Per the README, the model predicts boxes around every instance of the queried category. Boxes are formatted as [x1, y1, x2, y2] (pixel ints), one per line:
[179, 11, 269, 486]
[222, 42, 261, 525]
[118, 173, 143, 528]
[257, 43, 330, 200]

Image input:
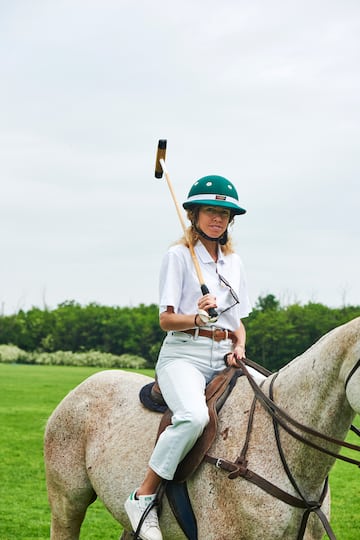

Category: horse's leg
[45, 437, 97, 540]
[47, 479, 96, 540]
[45, 396, 98, 539]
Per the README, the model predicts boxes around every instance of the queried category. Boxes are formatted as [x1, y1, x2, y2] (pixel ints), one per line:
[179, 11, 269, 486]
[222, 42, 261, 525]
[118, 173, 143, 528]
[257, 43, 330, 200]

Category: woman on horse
[125, 175, 262, 540]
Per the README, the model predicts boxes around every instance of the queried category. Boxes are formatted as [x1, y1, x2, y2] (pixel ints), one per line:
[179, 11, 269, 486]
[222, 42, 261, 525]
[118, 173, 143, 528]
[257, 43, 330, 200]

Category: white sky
[1, 0, 359, 314]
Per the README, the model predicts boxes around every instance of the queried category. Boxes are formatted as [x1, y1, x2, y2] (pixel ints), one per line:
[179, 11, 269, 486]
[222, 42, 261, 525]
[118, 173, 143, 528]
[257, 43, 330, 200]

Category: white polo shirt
[159, 241, 251, 331]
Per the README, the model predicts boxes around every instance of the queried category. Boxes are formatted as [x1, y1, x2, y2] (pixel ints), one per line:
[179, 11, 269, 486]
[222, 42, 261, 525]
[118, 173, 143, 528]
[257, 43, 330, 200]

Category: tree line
[0, 296, 359, 371]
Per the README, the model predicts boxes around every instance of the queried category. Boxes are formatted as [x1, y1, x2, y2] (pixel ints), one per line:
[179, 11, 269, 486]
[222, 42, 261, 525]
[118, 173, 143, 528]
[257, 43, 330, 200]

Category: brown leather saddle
[139, 365, 243, 482]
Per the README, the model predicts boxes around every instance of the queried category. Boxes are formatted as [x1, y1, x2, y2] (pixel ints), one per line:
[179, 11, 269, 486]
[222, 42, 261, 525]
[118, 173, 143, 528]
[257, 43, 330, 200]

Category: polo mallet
[155, 139, 218, 321]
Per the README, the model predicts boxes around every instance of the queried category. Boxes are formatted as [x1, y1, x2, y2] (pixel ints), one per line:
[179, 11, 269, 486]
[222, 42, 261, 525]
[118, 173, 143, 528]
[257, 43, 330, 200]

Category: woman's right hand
[197, 293, 217, 314]
[196, 294, 218, 325]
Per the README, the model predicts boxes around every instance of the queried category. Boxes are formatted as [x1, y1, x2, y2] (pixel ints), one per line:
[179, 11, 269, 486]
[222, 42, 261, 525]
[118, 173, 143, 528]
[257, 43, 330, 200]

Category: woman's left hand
[226, 344, 246, 367]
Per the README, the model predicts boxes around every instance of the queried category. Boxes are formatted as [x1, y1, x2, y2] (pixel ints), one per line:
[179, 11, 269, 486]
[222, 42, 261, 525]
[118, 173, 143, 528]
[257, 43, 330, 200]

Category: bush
[0, 346, 148, 369]
[0, 344, 28, 364]
[31, 350, 148, 369]
[1, 299, 359, 372]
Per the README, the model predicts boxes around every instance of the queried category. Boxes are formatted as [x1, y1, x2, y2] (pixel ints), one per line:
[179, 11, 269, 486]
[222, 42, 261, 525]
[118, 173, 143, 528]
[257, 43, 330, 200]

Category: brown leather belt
[185, 328, 237, 343]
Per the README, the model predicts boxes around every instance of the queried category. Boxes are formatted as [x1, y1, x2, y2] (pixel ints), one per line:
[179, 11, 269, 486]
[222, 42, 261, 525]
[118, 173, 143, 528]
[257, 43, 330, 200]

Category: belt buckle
[212, 328, 223, 341]
[212, 328, 228, 342]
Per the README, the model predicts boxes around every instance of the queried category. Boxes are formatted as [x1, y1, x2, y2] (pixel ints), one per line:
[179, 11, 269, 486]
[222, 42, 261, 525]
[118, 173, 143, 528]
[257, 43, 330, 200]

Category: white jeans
[149, 331, 264, 480]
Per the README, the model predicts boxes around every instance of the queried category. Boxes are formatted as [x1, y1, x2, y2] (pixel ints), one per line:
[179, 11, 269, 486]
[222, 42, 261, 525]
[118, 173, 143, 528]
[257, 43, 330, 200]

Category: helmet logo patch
[215, 195, 226, 200]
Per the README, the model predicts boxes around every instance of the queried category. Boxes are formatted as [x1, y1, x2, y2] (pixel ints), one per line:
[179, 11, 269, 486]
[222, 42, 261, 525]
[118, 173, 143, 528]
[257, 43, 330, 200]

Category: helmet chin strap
[194, 224, 228, 245]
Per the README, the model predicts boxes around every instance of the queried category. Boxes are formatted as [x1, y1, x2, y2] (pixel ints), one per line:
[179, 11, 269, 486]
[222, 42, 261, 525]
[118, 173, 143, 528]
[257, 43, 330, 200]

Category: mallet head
[155, 139, 167, 178]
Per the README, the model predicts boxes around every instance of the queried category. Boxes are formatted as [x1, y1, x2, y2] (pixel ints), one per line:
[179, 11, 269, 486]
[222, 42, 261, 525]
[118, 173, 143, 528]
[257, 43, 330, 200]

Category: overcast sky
[1, 0, 359, 315]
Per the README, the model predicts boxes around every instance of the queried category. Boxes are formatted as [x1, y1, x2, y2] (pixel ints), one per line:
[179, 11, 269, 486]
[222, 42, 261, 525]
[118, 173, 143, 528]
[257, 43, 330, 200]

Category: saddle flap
[155, 367, 242, 483]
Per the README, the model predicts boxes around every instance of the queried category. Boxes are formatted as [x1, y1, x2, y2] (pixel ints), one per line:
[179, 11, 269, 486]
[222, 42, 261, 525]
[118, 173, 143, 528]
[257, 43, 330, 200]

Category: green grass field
[0, 363, 359, 539]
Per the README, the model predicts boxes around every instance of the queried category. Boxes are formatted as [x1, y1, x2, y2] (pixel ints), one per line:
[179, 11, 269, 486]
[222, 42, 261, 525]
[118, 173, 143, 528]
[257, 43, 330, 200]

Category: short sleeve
[158, 249, 184, 314]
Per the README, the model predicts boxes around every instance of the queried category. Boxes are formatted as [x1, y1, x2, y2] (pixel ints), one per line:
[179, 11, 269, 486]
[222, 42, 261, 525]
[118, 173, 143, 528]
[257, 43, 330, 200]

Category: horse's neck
[261, 329, 357, 494]
[273, 348, 353, 439]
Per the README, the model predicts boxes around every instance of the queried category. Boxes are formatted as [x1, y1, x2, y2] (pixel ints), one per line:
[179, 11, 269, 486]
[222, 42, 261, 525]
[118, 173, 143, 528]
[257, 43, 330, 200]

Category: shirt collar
[194, 241, 225, 265]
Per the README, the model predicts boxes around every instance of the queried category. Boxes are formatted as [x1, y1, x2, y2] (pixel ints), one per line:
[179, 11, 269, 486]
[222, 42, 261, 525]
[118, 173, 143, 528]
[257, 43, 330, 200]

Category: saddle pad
[139, 367, 243, 415]
[139, 382, 167, 413]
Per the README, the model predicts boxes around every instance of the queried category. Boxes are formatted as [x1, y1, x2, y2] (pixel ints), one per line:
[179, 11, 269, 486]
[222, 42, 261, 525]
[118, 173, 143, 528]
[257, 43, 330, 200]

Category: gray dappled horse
[44, 317, 360, 539]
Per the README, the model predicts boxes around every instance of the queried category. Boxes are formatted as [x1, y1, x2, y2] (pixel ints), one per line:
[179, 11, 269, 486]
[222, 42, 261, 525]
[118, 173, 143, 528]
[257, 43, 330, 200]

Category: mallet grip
[200, 285, 218, 319]
[155, 139, 167, 178]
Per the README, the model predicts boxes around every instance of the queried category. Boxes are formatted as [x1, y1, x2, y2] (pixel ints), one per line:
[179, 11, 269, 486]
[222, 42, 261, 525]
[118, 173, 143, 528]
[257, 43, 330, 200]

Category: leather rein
[205, 357, 360, 540]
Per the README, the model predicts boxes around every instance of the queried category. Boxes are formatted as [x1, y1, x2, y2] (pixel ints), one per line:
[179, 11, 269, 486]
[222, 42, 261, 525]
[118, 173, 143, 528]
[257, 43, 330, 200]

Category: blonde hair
[176, 207, 235, 255]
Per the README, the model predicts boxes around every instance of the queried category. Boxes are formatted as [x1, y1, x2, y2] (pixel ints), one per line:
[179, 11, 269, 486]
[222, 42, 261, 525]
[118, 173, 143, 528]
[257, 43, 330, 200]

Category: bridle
[205, 357, 360, 540]
[345, 358, 360, 389]
[346, 357, 360, 437]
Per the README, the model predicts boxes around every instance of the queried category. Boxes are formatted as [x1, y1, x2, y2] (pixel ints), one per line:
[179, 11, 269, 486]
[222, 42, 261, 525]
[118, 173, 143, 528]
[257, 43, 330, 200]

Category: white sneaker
[124, 490, 163, 540]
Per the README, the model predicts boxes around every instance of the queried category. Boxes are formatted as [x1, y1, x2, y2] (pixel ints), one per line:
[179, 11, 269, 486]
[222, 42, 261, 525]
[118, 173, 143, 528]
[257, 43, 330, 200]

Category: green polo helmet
[182, 175, 246, 215]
